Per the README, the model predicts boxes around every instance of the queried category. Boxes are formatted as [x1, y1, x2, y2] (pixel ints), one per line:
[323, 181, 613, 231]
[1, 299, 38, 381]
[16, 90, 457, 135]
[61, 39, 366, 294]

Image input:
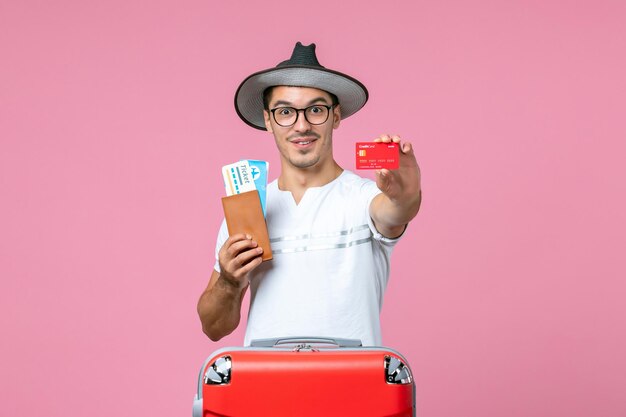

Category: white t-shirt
[214, 170, 401, 346]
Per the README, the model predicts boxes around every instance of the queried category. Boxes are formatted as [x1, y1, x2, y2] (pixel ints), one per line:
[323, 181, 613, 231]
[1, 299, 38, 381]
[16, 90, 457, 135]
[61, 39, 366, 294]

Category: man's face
[263, 86, 341, 170]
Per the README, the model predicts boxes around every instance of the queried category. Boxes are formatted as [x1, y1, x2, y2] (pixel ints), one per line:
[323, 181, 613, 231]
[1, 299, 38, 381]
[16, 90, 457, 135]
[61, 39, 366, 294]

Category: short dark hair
[262, 86, 339, 110]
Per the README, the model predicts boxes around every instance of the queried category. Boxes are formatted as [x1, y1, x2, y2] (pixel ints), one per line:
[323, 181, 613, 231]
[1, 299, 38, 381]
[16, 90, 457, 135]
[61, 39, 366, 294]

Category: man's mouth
[290, 137, 318, 146]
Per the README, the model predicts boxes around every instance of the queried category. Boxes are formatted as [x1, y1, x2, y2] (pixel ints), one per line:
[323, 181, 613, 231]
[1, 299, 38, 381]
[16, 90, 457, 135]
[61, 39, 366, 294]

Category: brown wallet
[221, 190, 273, 261]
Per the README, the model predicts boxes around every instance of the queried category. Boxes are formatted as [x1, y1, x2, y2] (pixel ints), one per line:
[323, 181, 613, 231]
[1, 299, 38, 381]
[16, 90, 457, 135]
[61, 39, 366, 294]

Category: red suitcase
[193, 337, 415, 417]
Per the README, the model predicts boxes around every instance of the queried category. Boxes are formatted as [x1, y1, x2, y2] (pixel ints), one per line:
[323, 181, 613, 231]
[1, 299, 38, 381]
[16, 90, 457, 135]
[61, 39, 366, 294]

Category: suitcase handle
[250, 336, 363, 348]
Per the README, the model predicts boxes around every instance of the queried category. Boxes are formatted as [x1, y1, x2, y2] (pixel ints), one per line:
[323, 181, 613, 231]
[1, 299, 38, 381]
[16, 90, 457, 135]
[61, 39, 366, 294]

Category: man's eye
[309, 106, 323, 113]
[278, 108, 293, 116]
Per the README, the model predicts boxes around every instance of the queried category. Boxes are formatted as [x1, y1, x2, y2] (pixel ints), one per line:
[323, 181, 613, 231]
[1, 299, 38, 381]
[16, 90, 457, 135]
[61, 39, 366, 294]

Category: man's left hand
[374, 134, 421, 205]
[368, 134, 422, 239]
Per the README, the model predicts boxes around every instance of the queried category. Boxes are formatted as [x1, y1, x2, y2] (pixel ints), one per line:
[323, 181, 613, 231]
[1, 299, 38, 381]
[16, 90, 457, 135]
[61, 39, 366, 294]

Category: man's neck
[278, 160, 343, 205]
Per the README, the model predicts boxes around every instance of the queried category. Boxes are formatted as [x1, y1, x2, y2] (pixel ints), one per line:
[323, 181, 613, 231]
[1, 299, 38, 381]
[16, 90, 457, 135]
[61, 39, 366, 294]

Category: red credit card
[355, 142, 400, 170]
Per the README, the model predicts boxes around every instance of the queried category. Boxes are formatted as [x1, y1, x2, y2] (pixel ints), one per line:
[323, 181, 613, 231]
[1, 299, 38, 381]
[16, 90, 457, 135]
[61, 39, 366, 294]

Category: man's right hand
[218, 233, 264, 289]
[198, 233, 263, 341]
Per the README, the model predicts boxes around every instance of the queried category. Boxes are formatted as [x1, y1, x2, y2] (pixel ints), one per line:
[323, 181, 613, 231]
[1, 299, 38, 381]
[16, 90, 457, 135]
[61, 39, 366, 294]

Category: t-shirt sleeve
[213, 219, 229, 273]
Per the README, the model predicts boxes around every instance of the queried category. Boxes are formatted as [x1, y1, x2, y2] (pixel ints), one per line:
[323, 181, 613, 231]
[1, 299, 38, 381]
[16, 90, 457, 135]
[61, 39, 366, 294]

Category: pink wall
[1, 1, 625, 416]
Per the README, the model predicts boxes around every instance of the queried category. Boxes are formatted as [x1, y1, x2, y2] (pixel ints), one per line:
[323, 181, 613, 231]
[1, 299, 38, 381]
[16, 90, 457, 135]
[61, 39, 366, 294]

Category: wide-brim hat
[234, 42, 369, 130]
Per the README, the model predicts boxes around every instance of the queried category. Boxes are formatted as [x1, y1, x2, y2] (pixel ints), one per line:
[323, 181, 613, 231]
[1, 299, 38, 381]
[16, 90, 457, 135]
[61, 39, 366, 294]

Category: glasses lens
[304, 105, 329, 125]
[274, 107, 297, 126]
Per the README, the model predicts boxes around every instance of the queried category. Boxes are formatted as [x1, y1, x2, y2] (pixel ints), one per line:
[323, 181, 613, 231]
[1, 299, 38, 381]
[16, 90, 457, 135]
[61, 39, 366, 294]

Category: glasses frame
[269, 104, 335, 127]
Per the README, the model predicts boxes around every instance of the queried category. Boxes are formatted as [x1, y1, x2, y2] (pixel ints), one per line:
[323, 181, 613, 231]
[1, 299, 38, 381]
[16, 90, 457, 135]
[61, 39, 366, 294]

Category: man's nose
[293, 109, 312, 131]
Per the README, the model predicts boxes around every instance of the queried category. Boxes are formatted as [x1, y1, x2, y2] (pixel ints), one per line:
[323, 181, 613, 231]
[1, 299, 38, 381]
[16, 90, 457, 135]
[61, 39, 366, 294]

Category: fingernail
[246, 234, 252, 239]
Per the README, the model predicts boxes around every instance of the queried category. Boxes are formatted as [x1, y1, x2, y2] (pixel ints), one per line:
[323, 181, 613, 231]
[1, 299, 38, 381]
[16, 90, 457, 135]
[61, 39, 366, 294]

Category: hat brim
[234, 66, 368, 130]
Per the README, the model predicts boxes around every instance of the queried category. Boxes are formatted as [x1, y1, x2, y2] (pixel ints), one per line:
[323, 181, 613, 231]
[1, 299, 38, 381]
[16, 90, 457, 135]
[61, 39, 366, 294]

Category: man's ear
[332, 104, 341, 129]
[263, 110, 273, 133]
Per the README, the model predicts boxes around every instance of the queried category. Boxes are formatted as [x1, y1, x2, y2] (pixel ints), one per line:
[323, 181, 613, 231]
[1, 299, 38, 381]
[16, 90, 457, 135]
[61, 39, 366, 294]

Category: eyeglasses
[269, 104, 334, 127]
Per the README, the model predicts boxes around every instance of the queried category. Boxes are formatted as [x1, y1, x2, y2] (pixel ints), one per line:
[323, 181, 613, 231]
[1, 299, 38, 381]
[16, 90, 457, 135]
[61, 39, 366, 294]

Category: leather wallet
[221, 190, 273, 261]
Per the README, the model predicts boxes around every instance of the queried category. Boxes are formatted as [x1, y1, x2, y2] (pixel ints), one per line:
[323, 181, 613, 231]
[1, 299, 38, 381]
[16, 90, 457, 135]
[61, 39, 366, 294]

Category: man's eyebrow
[271, 97, 331, 107]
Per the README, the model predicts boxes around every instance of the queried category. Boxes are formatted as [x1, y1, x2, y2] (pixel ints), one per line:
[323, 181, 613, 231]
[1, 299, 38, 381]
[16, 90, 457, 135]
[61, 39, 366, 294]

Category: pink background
[1, 1, 625, 416]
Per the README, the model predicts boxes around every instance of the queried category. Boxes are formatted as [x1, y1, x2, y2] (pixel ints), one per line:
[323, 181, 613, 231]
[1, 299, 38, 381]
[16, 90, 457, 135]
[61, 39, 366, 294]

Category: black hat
[234, 42, 369, 130]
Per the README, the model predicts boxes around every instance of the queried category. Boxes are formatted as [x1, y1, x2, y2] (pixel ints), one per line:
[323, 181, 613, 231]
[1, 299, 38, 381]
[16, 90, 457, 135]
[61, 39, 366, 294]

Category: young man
[197, 42, 422, 346]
